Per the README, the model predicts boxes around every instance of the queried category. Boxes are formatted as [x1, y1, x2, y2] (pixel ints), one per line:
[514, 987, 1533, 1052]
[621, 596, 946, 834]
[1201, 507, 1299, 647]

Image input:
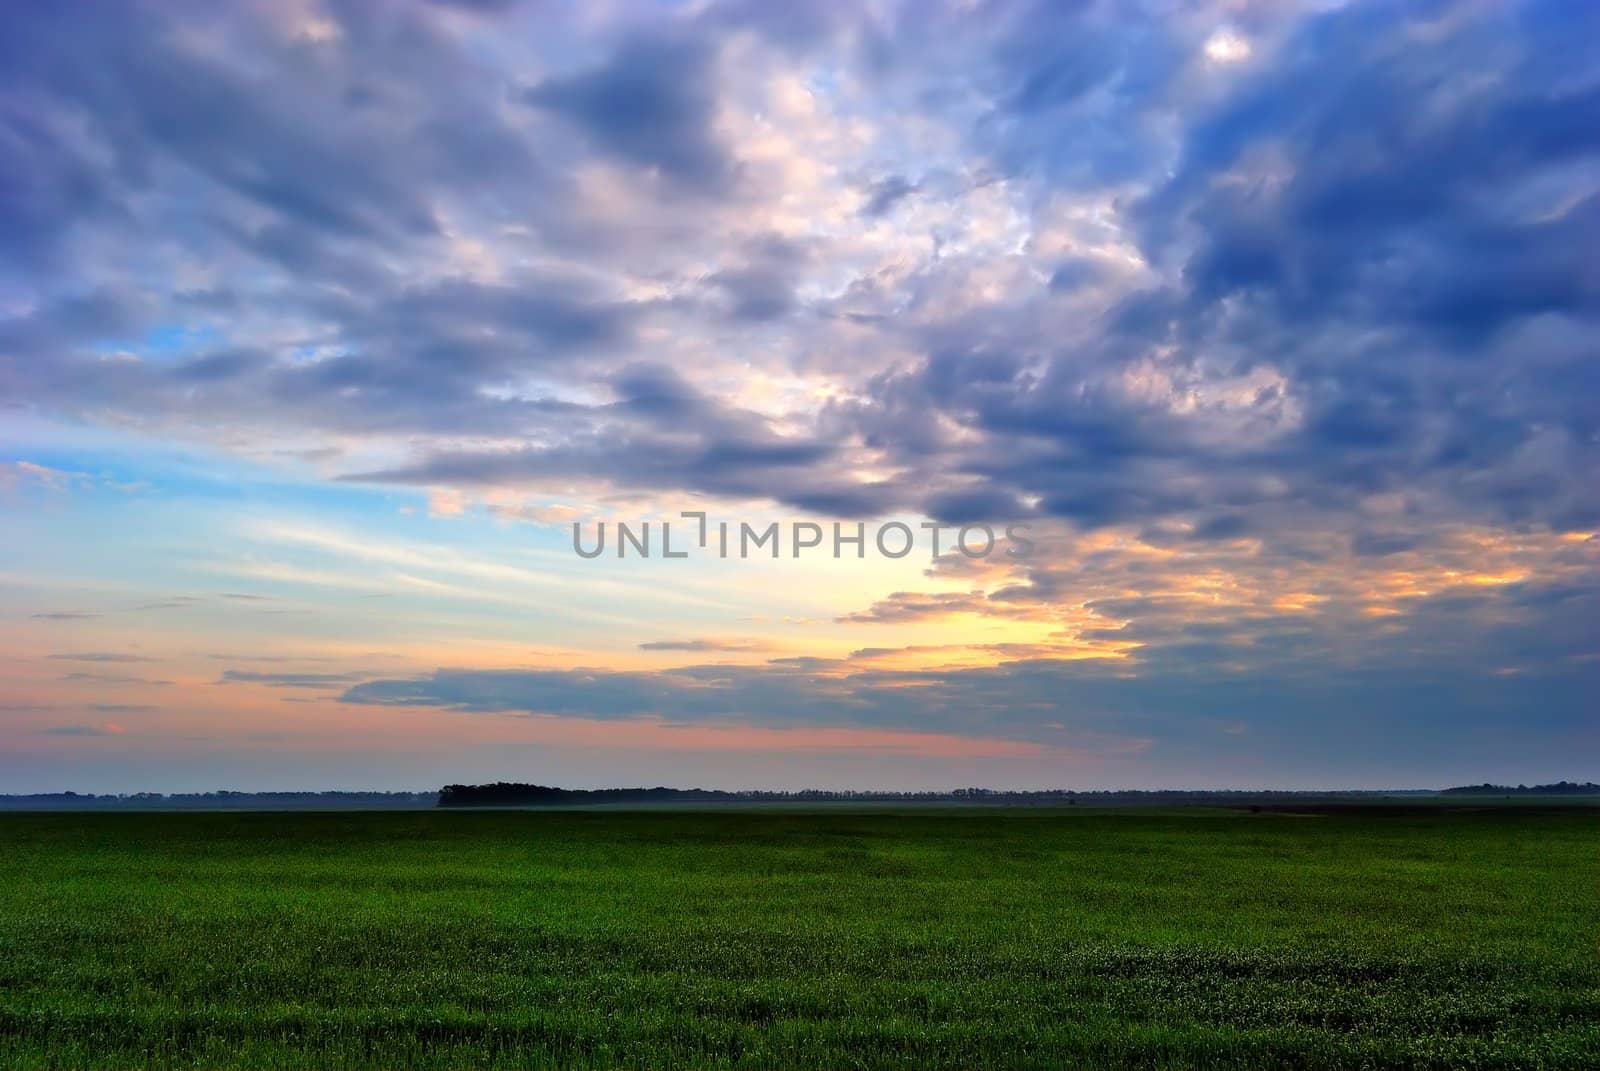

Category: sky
[1, 0, 1597, 793]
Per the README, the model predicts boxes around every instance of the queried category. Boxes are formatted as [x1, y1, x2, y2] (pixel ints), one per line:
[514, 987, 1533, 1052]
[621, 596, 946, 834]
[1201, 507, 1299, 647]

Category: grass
[1, 808, 1597, 1069]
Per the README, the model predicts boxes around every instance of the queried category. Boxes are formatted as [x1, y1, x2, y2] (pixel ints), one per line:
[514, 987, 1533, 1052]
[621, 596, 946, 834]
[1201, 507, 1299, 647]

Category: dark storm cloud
[707, 237, 811, 322]
[342, 361, 905, 512]
[427, 0, 522, 12]
[0, 0, 623, 445]
[860, 176, 917, 218]
[521, 36, 734, 191]
[0, 3, 446, 268]
[810, 0, 1600, 549]
[1140, 4, 1600, 343]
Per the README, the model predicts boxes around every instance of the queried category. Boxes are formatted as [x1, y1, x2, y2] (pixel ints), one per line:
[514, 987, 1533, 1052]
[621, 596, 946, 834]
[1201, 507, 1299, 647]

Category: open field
[2, 808, 1597, 1069]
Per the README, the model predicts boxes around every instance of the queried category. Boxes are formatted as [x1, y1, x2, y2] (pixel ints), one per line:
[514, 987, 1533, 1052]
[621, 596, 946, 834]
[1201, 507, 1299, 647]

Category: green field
[2, 809, 1597, 1069]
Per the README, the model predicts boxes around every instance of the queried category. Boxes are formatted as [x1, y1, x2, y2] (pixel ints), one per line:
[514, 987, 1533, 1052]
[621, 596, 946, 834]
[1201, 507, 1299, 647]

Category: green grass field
[2, 808, 1597, 1069]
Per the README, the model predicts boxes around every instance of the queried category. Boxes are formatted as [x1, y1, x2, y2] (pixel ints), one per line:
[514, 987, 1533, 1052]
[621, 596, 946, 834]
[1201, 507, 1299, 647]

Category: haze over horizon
[3, 0, 1597, 794]
[8, 781, 1598, 801]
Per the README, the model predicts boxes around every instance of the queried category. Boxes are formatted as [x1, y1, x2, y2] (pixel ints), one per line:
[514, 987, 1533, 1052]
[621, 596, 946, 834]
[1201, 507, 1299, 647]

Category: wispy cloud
[40, 723, 127, 737]
[638, 638, 766, 652]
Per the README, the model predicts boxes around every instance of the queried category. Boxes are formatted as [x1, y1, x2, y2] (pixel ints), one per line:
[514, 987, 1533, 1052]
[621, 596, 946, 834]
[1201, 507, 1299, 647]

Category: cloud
[219, 670, 368, 690]
[638, 639, 764, 652]
[338, 627, 1596, 767]
[1, 460, 90, 492]
[59, 672, 172, 686]
[336, 657, 1155, 749]
[40, 723, 126, 737]
[522, 35, 734, 191]
[838, 591, 994, 624]
[11, 1, 1587, 542]
[342, 362, 878, 513]
[860, 175, 917, 218]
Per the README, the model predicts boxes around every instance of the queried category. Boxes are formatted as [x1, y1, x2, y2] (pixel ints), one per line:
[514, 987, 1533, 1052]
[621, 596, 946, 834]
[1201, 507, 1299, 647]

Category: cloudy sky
[2, 0, 1596, 792]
